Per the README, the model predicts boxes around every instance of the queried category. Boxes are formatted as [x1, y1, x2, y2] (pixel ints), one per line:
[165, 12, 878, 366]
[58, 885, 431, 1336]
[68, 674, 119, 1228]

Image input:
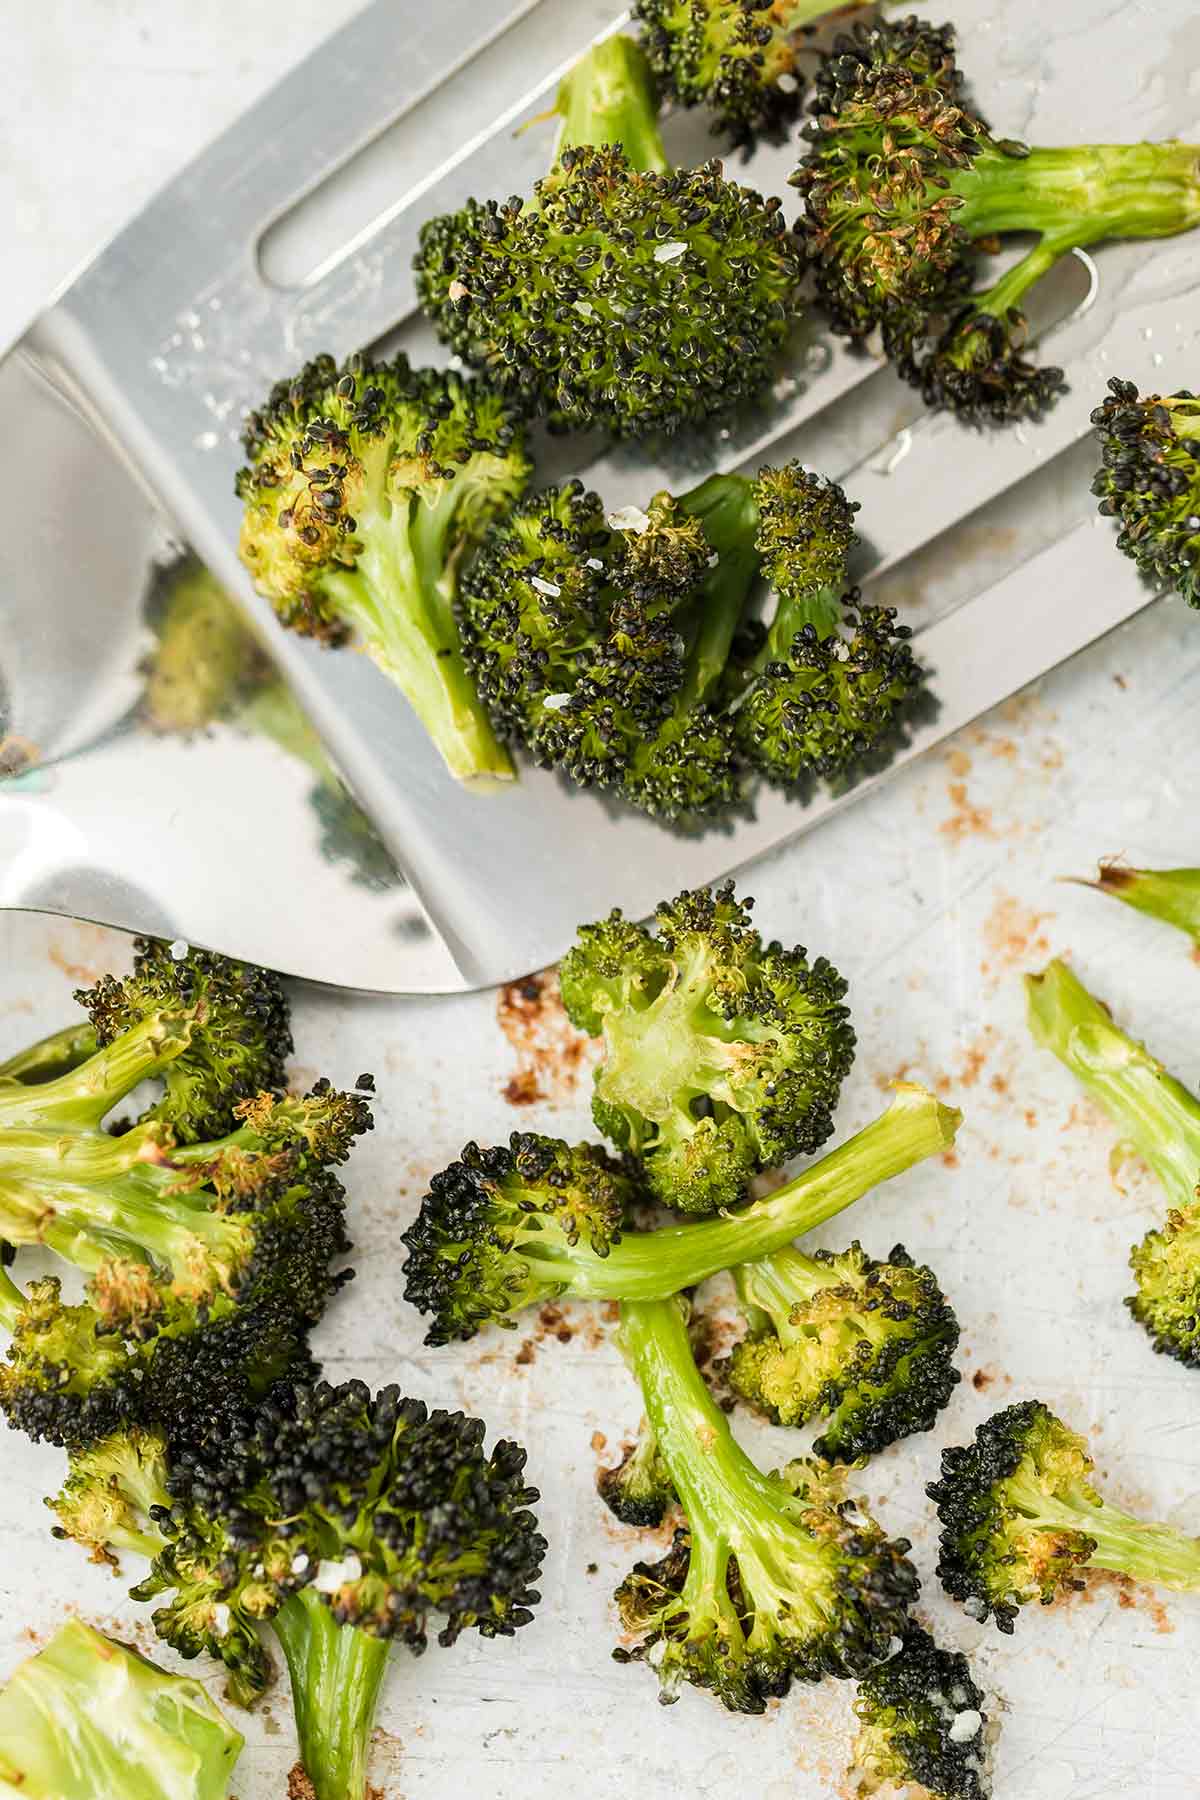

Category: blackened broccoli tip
[1026, 956, 1200, 1367]
[851, 1623, 993, 1800]
[597, 1417, 676, 1527]
[1091, 378, 1200, 604]
[0, 1268, 143, 1450]
[612, 1297, 918, 1711]
[235, 350, 529, 783]
[1072, 859, 1200, 947]
[0, 1618, 244, 1800]
[559, 881, 855, 1213]
[725, 1240, 961, 1460]
[50, 1382, 545, 1800]
[414, 31, 804, 439]
[793, 18, 1200, 423]
[80, 935, 293, 1143]
[633, 0, 844, 152]
[929, 1400, 1200, 1632]
[403, 1085, 960, 1351]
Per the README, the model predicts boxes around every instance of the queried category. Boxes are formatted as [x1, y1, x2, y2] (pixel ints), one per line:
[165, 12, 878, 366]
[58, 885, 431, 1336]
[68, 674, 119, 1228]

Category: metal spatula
[1, 0, 1196, 993]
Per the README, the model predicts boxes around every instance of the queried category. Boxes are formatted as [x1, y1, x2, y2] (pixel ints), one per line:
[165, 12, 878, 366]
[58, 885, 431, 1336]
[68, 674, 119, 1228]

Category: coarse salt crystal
[776, 71, 799, 94]
[607, 505, 652, 534]
[531, 576, 562, 598]
[314, 1553, 363, 1593]
[169, 939, 189, 961]
[949, 1710, 983, 1744]
[586, 557, 604, 571]
[542, 693, 571, 711]
[654, 241, 687, 264]
[212, 1604, 231, 1637]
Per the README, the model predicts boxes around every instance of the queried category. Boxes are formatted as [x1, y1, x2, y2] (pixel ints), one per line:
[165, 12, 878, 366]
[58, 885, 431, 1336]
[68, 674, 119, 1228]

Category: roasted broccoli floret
[725, 1240, 960, 1460]
[402, 1084, 960, 1343]
[415, 33, 803, 438]
[612, 1296, 918, 1710]
[1027, 957, 1200, 1367]
[559, 883, 854, 1212]
[850, 1622, 993, 1800]
[236, 352, 530, 782]
[0, 1264, 142, 1449]
[633, 0, 858, 152]
[51, 1382, 545, 1800]
[793, 18, 1200, 422]
[1073, 859, 1200, 948]
[1091, 379, 1200, 605]
[0, 1619, 243, 1800]
[930, 1400, 1200, 1631]
[597, 1414, 676, 1527]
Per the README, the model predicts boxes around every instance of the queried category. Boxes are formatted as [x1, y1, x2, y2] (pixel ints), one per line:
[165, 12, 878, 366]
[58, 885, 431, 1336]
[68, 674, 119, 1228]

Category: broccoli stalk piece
[725, 1239, 961, 1460]
[1074, 860, 1200, 947]
[1026, 957, 1200, 1366]
[236, 352, 530, 783]
[793, 18, 1200, 423]
[597, 1413, 676, 1527]
[1091, 379, 1200, 604]
[0, 1619, 243, 1800]
[415, 33, 803, 438]
[560, 883, 855, 1212]
[51, 1382, 545, 1800]
[929, 1400, 1200, 1632]
[612, 1295, 919, 1710]
[633, 0, 861, 151]
[850, 1623, 993, 1800]
[0, 1020, 98, 1086]
[401, 1083, 960, 1344]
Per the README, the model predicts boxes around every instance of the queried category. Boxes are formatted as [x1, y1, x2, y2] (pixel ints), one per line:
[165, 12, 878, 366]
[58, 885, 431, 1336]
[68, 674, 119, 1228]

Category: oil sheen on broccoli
[415, 33, 803, 437]
[559, 883, 854, 1212]
[1091, 379, 1200, 605]
[611, 1296, 918, 1711]
[850, 1622, 993, 1800]
[50, 1381, 545, 1800]
[401, 1084, 960, 1343]
[930, 1400, 1200, 1631]
[725, 1239, 960, 1460]
[0, 1619, 243, 1800]
[793, 18, 1200, 422]
[236, 351, 530, 782]
[1027, 957, 1200, 1368]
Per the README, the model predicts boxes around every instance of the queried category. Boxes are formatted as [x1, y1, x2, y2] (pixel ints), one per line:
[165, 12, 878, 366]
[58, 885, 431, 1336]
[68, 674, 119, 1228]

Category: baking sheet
[4, 591, 1200, 1798]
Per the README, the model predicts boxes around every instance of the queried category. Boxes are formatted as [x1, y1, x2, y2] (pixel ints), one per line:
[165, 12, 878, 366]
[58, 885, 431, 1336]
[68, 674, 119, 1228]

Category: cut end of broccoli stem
[1069, 862, 1200, 947]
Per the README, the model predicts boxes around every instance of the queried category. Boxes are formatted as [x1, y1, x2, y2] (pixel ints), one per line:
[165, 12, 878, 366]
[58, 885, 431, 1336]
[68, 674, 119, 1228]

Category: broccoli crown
[400, 1134, 636, 1345]
[559, 882, 854, 1214]
[81, 936, 292, 1142]
[1091, 379, 1200, 606]
[236, 350, 528, 783]
[0, 1271, 144, 1451]
[633, 0, 827, 152]
[597, 1417, 676, 1528]
[614, 1298, 918, 1711]
[415, 34, 803, 439]
[851, 1622, 992, 1800]
[726, 1241, 960, 1461]
[1128, 1203, 1200, 1367]
[0, 1618, 244, 1800]
[794, 19, 1200, 422]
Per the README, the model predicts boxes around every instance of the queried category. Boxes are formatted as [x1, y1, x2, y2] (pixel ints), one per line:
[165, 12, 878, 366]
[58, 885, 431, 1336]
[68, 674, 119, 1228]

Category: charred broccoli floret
[559, 883, 855, 1212]
[725, 1240, 960, 1460]
[0, 1265, 142, 1450]
[402, 1085, 960, 1343]
[850, 1622, 993, 1800]
[793, 18, 1200, 422]
[1074, 860, 1200, 948]
[633, 0, 857, 152]
[415, 33, 803, 438]
[597, 1414, 676, 1528]
[612, 1296, 918, 1710]
[236, 352, 530, 782]
[0, 1618, 244, 1800]
[50, 1382, 545, 1800]
[929, 1400, 1200, 1631]
[1027, 957, 1200, 1367]
[1091, 379, 1200, 605]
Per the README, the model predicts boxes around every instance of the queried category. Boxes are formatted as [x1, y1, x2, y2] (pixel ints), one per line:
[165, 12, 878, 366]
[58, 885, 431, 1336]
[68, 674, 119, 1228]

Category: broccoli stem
[1005, 1465, 1200, 1593]
[272, 1590, 391, 1800]
[559, 1085, 959, 1299]
[554, 34, 670, 175]
[0, 1260, 25, 1333]
[953, 141, 1200, 246]
[0, 1016, 190, 1132]
[677, 474, 762, 703]
[1078, 864, 1200, 947]
[733, 1246, 831, 1342]
[1026, 959, 1200, 1211]
[0, 1022, 99, 1087]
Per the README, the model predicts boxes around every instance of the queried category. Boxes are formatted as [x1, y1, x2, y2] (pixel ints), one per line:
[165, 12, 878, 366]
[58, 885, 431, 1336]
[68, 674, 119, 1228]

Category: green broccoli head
[1091, 379, 1200, 606]
[236, 351, 529, 782]
[415, 35, 804, 439]
[1128, 1204, 1200, 1367]
[597, 1416, 676, 1528]
[80, 936, 292, 1143]
[726, 1241, 961, 1460]
[401, 1133, 637, 1345]
[560, 882, 854, 1213]
[851, 1623, 993, 1800]
[0, 1270, 143, 1451]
